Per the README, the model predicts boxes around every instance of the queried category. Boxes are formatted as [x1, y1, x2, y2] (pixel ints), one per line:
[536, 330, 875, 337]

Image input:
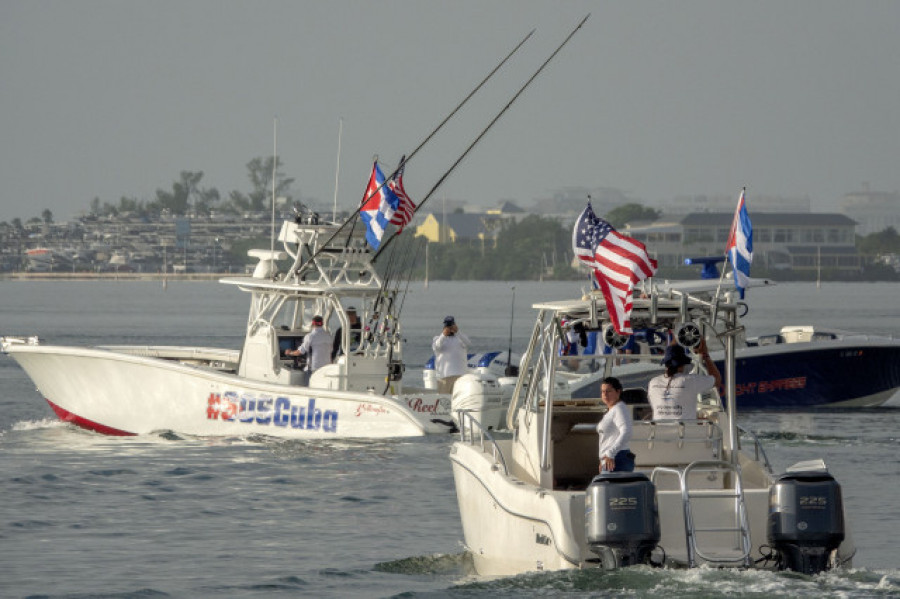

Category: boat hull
[451, 439, 854, 575]
[450, 441, 586, 575]
[6, 344, 451, 438]
[571, 339, 900, 409]
[721, 341, 900, 409]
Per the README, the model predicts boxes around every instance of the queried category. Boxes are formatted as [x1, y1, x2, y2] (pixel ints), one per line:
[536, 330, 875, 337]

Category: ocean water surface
[1, 280, 898, 598]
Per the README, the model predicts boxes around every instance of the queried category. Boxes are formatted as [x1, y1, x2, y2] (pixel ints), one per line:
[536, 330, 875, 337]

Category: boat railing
[736, 425, 773, 474]
[456, 409, 508, 475]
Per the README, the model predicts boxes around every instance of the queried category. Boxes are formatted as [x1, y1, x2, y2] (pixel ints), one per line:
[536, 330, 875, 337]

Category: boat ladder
[653, 460, 752, 567]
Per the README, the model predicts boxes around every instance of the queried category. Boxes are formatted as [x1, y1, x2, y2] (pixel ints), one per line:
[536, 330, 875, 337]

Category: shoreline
[0, 272, 228, 281]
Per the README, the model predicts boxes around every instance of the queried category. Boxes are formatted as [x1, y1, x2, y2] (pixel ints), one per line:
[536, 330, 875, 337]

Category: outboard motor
[768, 469, 845, 574]
[585, 472, 660, 569]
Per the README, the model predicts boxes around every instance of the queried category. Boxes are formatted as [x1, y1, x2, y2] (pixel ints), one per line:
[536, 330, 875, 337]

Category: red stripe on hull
[46, 399, 136, 436]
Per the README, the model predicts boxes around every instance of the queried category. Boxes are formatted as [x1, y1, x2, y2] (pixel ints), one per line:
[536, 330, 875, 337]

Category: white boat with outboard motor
[1, 217, 454, 438]
[449, 285, 855, 576]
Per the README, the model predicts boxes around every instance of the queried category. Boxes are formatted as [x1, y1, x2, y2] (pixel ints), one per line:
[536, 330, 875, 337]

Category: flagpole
[373, 14, 591, 262]
[294, 27, 538, 272]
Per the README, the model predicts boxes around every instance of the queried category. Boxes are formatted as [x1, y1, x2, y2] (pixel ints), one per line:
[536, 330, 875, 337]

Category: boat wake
[374, 551, 475, 576]
[9, 417, 68, 432]
[444, 565, 899, 598]
[753, 430, 866, 446]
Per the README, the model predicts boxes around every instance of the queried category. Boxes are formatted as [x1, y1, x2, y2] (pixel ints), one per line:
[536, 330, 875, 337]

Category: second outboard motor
[768, 470, 845, 574]
[585, 472, 660, 569]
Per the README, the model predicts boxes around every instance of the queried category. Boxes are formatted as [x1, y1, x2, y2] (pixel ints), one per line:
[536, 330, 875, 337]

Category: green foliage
[419, 215, 579, 281]
[857, 227, 900, 255]
[604, 203, 660, 228]
[229, 156, 294, 212]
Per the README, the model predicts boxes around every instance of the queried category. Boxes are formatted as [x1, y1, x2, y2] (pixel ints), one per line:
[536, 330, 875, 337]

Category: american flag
[572, 202, 658, 334]
[387, 157, 416, 233]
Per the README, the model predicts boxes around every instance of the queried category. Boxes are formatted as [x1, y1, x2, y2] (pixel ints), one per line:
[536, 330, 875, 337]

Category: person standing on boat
[648, 339, 721, 421]
[597, 376, 634, 472]
[331, 306, 362, 360]
[432, 315, 470, 394]
[287, 315, 333, 376]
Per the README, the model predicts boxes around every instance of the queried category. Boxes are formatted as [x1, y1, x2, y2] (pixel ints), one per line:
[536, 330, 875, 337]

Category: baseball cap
[443, 315, 456, 326]
[312, 315, 324, 325]
[661, 344, 691, 368]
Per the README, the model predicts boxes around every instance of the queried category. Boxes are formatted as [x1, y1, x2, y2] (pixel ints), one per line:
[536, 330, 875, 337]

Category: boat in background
[450, 284, 855, 576]
[2, 216, 454, 439]
[567, 275, 900, 409]
[446, 272, 900, 411]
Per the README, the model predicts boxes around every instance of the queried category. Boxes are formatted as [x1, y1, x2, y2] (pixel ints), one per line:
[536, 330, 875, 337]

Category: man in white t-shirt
[648, 339, 721, 420]
[431, 315, 471, 394]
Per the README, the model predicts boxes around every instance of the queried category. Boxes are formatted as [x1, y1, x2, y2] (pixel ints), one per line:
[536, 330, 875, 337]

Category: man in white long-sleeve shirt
[287, 315, 333, 376]
[431, 315, 471, 394]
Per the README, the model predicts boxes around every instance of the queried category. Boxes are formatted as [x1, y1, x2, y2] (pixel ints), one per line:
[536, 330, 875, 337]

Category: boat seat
[631, 420, 723, 467]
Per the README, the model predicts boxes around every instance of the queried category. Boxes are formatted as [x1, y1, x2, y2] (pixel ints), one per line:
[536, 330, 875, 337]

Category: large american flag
[572, 202, 658, 334]
[387, 157, 416, 233]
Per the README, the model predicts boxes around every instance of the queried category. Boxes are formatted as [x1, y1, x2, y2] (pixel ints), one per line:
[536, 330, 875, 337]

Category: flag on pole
[572, 202, 658, 334]
[359, 162, 400, 250]
[387, 157, 416, 233]
[725, 188, 753, 299]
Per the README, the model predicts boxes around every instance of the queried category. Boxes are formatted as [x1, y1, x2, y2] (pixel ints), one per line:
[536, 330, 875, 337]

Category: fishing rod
[372, 13, 591, 263]
[505, 286, 518, 376]
[380, 238, 421, 395]
[296, 28, 537, 273]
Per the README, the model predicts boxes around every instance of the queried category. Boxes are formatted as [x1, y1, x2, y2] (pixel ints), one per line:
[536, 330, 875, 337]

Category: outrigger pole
[372, 13, 591, 262]
[295, 27, 536, 274]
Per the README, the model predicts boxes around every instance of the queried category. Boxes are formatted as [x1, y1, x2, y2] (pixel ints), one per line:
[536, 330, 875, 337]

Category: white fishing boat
[449, 285, 855, 575]
[2, 217, 454, 438]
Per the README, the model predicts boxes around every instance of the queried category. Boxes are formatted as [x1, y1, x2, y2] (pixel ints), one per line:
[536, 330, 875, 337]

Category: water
[1, 280, 899, 598]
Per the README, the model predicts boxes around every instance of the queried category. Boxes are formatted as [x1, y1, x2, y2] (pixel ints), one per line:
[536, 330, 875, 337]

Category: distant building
[626, 212, 861, 274]
[414, 212, 503, 245]
[658, 194, 811, 216]
[840, 189, 900, 235]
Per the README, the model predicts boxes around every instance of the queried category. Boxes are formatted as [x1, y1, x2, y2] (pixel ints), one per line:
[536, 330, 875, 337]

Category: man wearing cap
[431, 315, 471, 394]
[331, 306, 362, 360]
[647, 337, 722, 420]
[287, 315, 334, 377]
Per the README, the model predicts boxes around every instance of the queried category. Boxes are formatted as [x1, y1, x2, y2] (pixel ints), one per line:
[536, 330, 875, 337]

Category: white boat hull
[451, 440, 586, 574]
[7, 344, 451, 438]
[451, 431, 855, 575]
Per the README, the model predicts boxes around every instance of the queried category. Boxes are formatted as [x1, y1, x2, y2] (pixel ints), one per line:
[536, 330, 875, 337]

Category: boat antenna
[295, 27, 536, 273]
[332, 117, 343, 222]
[373, 13, 591, 262]
[270, 117, 278, 263]
[505, 286, 518, 376]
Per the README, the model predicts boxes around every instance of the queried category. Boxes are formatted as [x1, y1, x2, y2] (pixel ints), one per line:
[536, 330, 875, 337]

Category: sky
[2, 1, 899, 224]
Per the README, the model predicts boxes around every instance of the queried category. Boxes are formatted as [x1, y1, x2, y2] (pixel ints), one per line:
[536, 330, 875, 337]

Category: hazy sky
[2, 1, 899, 224]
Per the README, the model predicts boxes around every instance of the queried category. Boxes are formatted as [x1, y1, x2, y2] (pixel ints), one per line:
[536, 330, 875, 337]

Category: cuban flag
[359, 162, 400, 250]
[726, 188, 753, 299]
[573, 202, 658, 334]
